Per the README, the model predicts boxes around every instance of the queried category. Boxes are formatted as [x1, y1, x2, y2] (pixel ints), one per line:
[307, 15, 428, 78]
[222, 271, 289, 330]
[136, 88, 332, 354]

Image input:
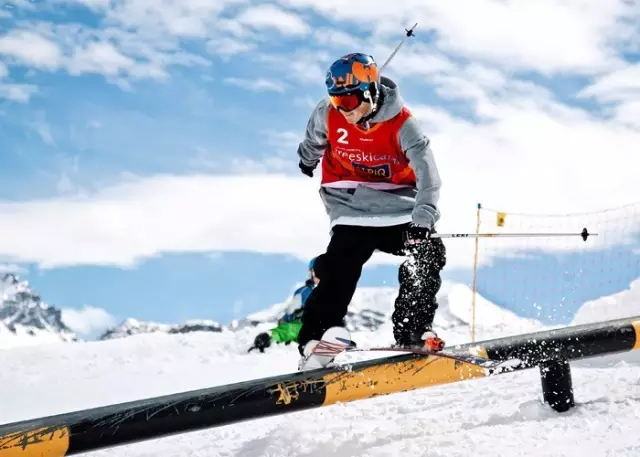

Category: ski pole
[379, 22, 418, 72]
[430, 227, 596, 242]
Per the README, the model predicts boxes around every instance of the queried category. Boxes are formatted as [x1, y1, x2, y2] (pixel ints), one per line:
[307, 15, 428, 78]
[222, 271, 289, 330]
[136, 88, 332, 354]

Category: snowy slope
[0, 283, 639, 456]
[0, 306, 639, 457]
[571, 278, 640, 326]
[0, 273, 76, 347]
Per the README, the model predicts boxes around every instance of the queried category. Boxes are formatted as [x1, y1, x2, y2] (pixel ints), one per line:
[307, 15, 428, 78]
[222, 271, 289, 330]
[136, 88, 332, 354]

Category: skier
[247, 254, 326, 353]
[296, 52, 447, 370]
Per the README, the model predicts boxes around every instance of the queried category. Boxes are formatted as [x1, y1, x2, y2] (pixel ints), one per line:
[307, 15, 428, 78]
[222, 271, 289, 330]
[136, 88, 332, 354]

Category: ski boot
[423, 330, 445, 351]
[298, 326, 354, 371]
[394, 329, 445, 352]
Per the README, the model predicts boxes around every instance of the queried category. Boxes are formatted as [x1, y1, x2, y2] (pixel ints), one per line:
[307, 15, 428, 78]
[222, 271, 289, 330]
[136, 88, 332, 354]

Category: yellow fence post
[471, 203, 481, 342]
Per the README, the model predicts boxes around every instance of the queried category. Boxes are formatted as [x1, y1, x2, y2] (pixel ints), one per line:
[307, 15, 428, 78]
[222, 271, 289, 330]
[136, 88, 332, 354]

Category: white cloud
[0, 21, 211, 92]
[258, 50, 330, 85]
[414, 0, 633, 74]
[0, 83, 37, 102]
[63, 0, 110, 10]
[214, 17, 264, 40]
[578, 63, 640, 128]
[313, 28, 362, 48]
[580, 64, 640, 101]
[277, 0, 410, 28]
[234, 4, 310, 36]
[0, 149, 637, 274]
[67, 41, 139, 77]
[6, 0, 636, 99]
[61, 305, 118, 338]
[207, 37, 256, 57]
[4, 0, 35, 10]
[0, 61, 7, 78]
[292, 94, 319, 110]
[27, 115, 54, 145]
[611, 101, 640, 129]
[262, 129, 302, 150]
[280, 0, 638, 74]
[0, 263, 27, 275]
[65, 0, 246, 38]
[227, 157, 290, 173]
[0, 173, 331, 269]
[0, 30, 62, 69]
[368, 41, 456, 81]
[223, 77, 286, 92]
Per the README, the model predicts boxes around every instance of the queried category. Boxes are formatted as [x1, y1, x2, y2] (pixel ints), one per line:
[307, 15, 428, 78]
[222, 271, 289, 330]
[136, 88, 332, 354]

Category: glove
[247, 332, 272, 353]
[299, 160, 317, 177]
[403, 223, 434, 247]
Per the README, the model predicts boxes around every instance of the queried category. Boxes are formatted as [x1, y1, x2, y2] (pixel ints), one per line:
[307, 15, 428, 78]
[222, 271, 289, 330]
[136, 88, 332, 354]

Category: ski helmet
[308, 254, 326, 280]
[325, 53, 380, 112]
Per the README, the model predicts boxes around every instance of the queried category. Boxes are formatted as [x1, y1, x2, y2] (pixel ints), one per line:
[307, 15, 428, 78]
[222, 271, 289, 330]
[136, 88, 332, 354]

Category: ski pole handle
[380, 23, 418, 72]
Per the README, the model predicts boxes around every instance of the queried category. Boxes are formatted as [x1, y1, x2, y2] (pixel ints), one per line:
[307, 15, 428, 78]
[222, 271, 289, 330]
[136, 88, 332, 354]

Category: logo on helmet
[328, 71, 357, 90]
[352, 61, 379, 85]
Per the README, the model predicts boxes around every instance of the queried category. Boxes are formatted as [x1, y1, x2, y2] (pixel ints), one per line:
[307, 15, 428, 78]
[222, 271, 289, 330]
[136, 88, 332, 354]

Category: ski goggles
[329, 91, 365, 112]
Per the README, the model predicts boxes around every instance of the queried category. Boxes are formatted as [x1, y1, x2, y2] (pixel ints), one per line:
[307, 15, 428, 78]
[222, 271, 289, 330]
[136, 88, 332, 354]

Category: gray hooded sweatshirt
[297, 76, 442, 230]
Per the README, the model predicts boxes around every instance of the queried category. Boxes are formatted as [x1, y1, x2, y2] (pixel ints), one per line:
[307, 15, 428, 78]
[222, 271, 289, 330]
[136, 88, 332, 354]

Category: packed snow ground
[2, 281, 640, 456]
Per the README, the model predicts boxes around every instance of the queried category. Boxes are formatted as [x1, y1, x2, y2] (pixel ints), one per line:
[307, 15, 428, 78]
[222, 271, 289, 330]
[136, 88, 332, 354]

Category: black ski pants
[297, 223, 446, 352]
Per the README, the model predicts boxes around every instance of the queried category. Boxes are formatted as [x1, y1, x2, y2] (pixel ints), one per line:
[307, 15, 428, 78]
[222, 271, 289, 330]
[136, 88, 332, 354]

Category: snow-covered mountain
[8, 267, 632, 350]
[0, 273, 77, 347]
[99, 280, 545, 346]
[227, 284, 394, 333]
[223, 280, 547, 353]
[99, 318, 222, 340]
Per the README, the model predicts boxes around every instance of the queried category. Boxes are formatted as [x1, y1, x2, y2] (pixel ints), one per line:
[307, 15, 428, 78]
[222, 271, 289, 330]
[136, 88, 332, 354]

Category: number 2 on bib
[337, 128, 348, 144]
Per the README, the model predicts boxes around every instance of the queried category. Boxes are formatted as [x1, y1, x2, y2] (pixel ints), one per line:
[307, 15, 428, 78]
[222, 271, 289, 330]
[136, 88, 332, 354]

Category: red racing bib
[321, 105, 416, 188]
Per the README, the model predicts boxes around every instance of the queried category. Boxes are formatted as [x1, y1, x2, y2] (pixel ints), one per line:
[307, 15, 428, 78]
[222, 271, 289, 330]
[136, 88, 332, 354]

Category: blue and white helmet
[324, 53, 381, 113]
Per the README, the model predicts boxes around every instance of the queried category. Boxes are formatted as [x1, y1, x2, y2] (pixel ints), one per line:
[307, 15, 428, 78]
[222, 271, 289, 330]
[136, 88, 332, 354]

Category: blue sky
[1, 0, 640, 339]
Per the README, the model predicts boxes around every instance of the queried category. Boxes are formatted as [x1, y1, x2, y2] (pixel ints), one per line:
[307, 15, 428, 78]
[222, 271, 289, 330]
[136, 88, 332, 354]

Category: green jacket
[248, 281, 315, 352]
[268, 281, 313, 343]
[270, 320, 302, 343]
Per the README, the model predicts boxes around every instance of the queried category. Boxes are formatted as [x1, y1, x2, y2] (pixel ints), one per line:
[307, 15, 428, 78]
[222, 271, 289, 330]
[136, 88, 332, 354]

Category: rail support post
[539, 359, 574, 412]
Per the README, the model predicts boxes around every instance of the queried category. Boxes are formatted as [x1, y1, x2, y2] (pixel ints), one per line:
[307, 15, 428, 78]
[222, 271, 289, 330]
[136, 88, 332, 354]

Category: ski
[344, 345, 507, 369]
[299, 327, 514, 372]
